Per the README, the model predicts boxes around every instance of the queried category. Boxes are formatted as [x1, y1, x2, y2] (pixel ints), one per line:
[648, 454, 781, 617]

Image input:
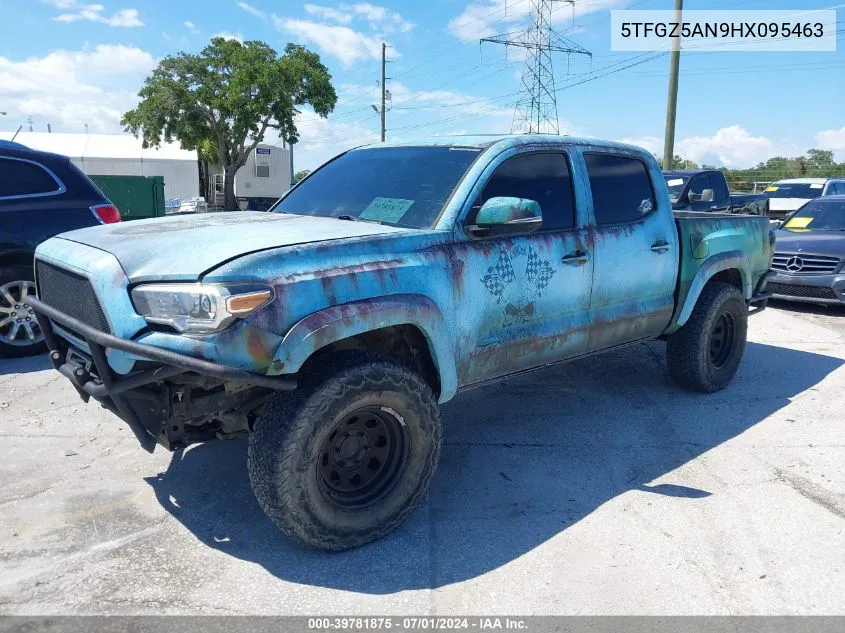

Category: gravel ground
[0, 302, 843, 615]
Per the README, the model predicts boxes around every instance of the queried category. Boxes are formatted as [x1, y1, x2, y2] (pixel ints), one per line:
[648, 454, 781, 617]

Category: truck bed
[669, 211, 773, 331]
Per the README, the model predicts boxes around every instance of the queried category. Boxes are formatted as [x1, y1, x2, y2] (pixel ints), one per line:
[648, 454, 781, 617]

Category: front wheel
[666, 282, 748, 393]
[247, 354, 442, 551]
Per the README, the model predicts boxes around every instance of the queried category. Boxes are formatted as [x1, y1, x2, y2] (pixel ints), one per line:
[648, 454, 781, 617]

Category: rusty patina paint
[34, 134, 771, 401]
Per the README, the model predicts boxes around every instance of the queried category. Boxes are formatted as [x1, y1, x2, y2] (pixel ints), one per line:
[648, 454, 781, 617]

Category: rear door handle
[651, 241, 671, 254]
[561, 250, 591, 265]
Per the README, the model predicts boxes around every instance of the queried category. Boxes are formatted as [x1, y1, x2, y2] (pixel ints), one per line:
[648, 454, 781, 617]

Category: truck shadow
[145, 340, 842, 593]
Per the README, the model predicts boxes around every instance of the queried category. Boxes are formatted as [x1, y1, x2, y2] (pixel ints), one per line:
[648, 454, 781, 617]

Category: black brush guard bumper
[29, 297, 296, 452]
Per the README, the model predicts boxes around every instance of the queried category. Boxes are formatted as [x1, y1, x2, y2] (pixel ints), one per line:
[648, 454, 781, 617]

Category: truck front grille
[772, 253, 840, 275]
[768, 282, 838, 301]
[35, 260, 111, 333]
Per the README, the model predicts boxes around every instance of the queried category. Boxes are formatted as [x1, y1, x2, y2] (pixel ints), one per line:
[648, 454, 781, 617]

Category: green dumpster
[89, 175, 166, 221]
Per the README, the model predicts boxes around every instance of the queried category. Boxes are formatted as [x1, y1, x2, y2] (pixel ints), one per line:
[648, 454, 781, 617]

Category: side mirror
[700, 189, 715, 203]
[468, 196, 543, 238]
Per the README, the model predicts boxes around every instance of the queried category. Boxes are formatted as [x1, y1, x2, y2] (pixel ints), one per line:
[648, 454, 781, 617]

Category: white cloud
[184, 20, 199, 34]
[623, 126, 810, 168]
[621, 135, 663, 156]
[448, 0, 623, 41]
[0, 44, 155, 133]
[292, 109, 380, 170]
[274, 17, 386, 67]
[303, 3, 354, 24]
[46, 1, 144, 27]
[236, 1, 266, 19]
[302, 3, 414, 32]
[213, 32, 244, 42]
[817, 127, 845, 161]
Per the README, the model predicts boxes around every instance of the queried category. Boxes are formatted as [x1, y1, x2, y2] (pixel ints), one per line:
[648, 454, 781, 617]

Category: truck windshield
[272, 146, 482, 228]
[764, 183, 824, 199]
[663, 174, 689, 202]
[782, 199, 845, 231]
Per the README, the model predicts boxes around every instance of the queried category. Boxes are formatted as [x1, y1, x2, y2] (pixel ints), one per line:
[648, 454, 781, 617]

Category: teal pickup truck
[30, 135, 774, 550]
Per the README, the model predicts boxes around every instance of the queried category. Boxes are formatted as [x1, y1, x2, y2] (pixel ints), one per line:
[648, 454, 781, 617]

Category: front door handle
[651, 241, 671, 254]
[561, 250, 591, 265]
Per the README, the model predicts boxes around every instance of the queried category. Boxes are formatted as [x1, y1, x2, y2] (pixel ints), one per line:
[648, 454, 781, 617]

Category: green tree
[806, 149, 835, 170]
[293, 169, 311, 183]
[658, 155, 698, 170]
[122, 37, 336, 210]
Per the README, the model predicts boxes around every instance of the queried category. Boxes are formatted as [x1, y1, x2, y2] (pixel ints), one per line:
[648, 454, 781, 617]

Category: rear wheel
[667, 282, 747, 393]
[0, 265, 46, 358]
[247, 353, 442, 551]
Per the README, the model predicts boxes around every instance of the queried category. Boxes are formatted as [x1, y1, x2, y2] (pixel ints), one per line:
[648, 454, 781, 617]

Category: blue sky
[0, 0, 843, 170]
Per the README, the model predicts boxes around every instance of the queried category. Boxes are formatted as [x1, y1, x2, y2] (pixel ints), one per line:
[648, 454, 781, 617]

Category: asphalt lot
[1, 302, 843, 615]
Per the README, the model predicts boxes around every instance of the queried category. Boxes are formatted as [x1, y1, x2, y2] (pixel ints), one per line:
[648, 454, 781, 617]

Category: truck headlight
[131, 283, 274, 334]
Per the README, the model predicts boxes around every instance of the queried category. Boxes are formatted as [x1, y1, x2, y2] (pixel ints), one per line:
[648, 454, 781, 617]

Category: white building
[0, 132, 200, 201]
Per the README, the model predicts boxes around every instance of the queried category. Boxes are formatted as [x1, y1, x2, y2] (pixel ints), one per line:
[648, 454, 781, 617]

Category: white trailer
[0, 132, 200, 202]
[213, 142, 292, 210]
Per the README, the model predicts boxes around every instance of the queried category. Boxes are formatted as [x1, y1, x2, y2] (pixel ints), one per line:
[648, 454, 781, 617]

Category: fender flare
[269, 294, 458, 403]
[668, 250, 751, 334]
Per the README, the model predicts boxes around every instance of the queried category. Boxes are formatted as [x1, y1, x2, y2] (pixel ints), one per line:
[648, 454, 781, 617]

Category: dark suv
[0, 140, 121, 358]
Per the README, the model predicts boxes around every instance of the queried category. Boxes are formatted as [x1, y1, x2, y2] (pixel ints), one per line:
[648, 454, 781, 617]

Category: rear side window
[711, 173, 729, 202]
[689, 174, 713, 198]
[474, 152, 575, 230]
[584, 153, 656, 225]
[0, 158, 62, 198]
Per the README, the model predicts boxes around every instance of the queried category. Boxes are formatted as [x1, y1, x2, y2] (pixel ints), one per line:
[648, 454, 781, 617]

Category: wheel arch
[668, 250, 751, 334]
[270, 294, 458, 402]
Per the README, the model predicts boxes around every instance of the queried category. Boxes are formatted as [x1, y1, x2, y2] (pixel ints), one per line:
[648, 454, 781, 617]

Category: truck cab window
[0, 158, 61, 198]
[584, 153, 655, 224]
[688, 174, 713, 202]
[473, 152, 575, 231]
[712, 173, 729, 205]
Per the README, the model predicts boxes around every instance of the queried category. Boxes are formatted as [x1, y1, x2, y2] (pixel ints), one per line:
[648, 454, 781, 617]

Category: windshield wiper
[336, 214, 384, 225]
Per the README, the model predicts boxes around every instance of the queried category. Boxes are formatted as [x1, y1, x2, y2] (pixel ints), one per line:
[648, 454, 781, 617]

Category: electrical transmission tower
[481, 0, 591, 134]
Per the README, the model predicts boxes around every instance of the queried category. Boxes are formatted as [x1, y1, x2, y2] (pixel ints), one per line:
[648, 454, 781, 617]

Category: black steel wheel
[248, 352, 442, 551]
[667, 282, 748, 393]
[708, 311, 736, 369]
[316, 406, 410, 510]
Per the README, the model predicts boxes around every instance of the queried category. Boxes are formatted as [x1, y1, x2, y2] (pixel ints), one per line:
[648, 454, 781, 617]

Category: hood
[774, 229, 845, 260]
[57, 212, 413, 282]
[768, 198, 811, 212]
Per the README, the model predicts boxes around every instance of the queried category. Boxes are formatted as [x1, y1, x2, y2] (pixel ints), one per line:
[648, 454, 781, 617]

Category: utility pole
[372, 43, 391, 141]
[380, 42, 387, 142]
[662, 0, 683, 170]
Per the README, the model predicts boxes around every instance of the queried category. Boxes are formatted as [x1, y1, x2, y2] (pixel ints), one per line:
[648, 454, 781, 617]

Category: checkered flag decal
[526, 248, 555, 294]
[481, 249, 516, 303]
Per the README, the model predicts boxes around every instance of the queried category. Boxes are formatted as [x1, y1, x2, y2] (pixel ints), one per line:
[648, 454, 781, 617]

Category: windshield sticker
[810, 184, 824, 189]
[765, 186, 779, 192]
[784, 216, 813, 229]
[360, 197, 415, 223]
[666, 178, 684, 187]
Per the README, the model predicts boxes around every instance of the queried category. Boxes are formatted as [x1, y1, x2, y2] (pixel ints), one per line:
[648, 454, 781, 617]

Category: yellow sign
[765, 186, 779, 192]
[784, 216, 813, 229]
